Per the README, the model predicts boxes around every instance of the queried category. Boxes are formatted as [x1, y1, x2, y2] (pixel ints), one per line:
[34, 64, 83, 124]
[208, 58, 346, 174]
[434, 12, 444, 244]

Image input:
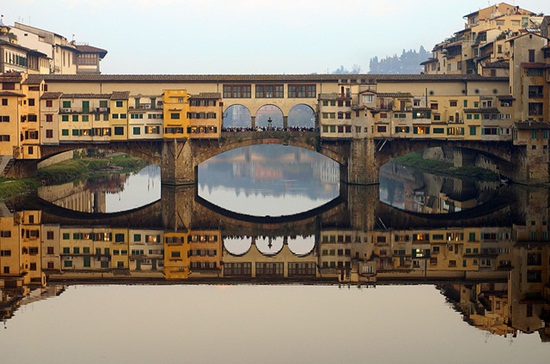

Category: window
[133, 127, 141, 135]
[62, 100, 71, 108]
[28, 98, 35, 106]
[1, 98, 8, 106]
[288, 84, 316, 98]
[114, 126, 124, 136]
[529, 103, 543, 116]
[528, 86, 544, 98]
[171, 113, 180, 120]
[223, 85, 251, 98]
[1, 116, 9, 122]
[46, 129, 53, 138]
[72, 115, 78, 122]
[255, 84, 284, 98]
[528, 49, 535, 63]
[116, 101, 123, 107]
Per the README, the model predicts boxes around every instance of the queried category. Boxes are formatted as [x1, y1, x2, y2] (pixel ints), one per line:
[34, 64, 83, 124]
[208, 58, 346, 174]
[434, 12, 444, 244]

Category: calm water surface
[2, 145, 550, 364]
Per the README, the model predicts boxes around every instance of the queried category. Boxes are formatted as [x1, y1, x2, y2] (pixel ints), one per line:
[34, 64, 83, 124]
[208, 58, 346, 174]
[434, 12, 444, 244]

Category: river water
[1, 145, 549, 364]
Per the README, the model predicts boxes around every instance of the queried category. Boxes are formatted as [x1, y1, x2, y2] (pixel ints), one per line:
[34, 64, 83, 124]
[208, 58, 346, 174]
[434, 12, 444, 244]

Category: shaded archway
[223, 104, 252, 128]
[255, 104, 283, 129]
[288, 104, 315, 129]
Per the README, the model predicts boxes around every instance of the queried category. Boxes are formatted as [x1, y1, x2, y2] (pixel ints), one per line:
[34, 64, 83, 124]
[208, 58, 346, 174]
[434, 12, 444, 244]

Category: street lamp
[267, 117, 272, 130]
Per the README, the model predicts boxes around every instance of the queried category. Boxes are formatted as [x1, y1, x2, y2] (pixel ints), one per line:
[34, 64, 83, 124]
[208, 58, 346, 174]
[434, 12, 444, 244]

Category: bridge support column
[283, 116, 288, 129]
[251, 116, 256, 129]
[509, 145, 550, 184]
[161, 139, 195, 185]
[161, 185, 195, 231]
[345, 138, 379, 185]
[344, 184, 380, 232]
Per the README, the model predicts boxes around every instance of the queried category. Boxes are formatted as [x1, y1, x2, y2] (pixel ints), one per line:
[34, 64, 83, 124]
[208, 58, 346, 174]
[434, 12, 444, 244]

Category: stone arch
[255, 104, 284, 129]
[288, 104, 316, 129]
[38, 141, 163, 167]
[376, 139, 515, 180]
[192, 133, 347, 168]
[222, 104, 252, 128]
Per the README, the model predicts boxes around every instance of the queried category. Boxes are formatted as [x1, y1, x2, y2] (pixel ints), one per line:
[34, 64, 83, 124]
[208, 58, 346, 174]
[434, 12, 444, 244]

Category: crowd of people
[222, 126, 318, 133]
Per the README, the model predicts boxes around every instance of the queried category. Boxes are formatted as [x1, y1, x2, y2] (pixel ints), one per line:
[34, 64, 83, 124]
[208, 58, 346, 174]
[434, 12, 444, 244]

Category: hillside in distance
[368, 46, 430, 74]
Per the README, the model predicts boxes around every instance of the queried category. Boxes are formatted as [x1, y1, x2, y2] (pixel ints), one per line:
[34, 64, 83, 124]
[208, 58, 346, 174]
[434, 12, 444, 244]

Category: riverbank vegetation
[0, 154, 148, 201]
[36, 154, 148, 185]
[394, 152, 500, 181]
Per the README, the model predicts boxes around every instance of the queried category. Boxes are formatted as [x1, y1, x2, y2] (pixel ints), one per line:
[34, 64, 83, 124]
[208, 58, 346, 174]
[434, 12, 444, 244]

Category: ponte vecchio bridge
[7, 73, 549, 185]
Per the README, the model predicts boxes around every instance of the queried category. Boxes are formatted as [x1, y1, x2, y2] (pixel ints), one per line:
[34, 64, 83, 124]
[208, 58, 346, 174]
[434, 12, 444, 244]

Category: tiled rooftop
[23, 73, 510, 85]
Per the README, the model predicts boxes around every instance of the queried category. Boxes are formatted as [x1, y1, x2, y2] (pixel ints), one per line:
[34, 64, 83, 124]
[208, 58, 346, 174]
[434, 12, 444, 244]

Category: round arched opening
[224, 236, 252, 256]
[255, 236, 284, 256]
[255, 105, 283, 129]
[288, 104, 315, 129]
[288, 235, 315, 256]
[223, 105, 252, 129]
[37, 148, 160, 213]
[197, 144, 340, 217]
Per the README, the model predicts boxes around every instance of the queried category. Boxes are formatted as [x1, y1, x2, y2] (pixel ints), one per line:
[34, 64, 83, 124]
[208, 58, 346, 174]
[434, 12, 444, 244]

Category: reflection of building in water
[37, 173, 131, 213]
[2, 202, 550, 340]
[380, 161, 499, 214]
[316, 158, 339, 184]
[252, 163, 282, 181]
[223, 236, 317, 279]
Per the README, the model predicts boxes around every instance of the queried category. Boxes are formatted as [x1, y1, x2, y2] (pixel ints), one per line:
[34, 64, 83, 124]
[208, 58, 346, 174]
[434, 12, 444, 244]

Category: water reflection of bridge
[3, 185, 550, 339]
[27, 184, 519, 233]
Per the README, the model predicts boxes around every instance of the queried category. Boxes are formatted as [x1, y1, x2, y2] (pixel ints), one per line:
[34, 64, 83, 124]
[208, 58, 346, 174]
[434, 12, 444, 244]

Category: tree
[368, 46, 430, 74]
[331, 64, 361, 74]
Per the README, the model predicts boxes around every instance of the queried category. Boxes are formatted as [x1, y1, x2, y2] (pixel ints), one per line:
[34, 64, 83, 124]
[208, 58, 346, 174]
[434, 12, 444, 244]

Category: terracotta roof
[515, 121, 550, 129]
[75, 44, 108, 58]
[483, 60, 509, 68]
[420, 58, 438, 65]
[464, 108, 500, 113]
[521, 62, 546, 68]
[60, 93, 111, 99]
[0, 91, 24, 97]
[23, 73, 510, 85]
[40, 92, 63, 99]
[110, 91, 130, 100]
[0, 74, 23, 83]
[377, 92, 413, 98]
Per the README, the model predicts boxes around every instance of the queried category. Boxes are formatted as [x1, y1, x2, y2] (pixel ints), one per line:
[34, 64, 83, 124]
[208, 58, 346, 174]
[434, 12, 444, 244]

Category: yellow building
[110, 91, 130, 141]
[0, 72, 24, 164]
[163, 232, 190, 279]
[163, 90, 189, 139]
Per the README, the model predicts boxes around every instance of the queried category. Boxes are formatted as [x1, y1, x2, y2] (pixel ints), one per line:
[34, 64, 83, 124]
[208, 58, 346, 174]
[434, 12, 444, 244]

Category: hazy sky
[3, 0, 549, 74]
